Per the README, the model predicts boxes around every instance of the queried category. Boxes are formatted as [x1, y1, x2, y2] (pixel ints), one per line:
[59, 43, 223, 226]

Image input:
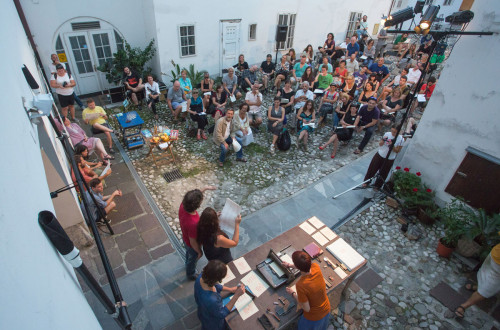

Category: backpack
[53, 72, 72, 81]
[277, 128, 291, 151]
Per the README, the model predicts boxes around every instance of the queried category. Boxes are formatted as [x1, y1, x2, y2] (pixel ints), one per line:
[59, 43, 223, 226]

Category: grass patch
[180, 167, 204, 178]
[245, 143, 268, 155]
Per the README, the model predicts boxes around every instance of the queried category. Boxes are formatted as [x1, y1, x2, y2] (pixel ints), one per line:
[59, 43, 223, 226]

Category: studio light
[414, 0, 425, 14]
[419, 5, 440, 30]
[384, 7, 415, 28]
[446, 10, 474, 24]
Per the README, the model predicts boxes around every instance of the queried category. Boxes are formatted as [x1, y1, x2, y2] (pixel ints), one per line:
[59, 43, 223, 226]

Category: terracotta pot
[437, 238, 454, 258]
[456, 238, 481, 258]
[417, 207, 436, 226]
[402, 206, 418, 216]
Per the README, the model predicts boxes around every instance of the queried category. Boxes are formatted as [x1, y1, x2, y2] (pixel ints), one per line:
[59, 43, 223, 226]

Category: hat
[55, 64, 64, 70]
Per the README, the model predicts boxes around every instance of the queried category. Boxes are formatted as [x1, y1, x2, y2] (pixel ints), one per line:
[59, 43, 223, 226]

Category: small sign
[58, 53, 67, 62]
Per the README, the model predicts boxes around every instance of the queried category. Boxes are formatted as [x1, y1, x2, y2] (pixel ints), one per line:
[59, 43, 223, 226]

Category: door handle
[457, 171, 467, 178]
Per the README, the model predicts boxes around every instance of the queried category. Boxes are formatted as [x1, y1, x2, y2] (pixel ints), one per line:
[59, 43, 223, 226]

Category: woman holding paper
[285, 251, 330, 329]
[194, 260, 245, 330]
[197, 207, 241, 264]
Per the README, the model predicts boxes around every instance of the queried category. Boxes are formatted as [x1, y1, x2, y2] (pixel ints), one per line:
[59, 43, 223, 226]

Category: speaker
[276, 25, 288, 42]
[414, 0, 425, 14]
[22, 64, 39, 90]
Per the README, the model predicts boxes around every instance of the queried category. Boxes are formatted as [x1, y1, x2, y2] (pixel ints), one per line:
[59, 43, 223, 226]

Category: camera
[62, 81, 68, 87]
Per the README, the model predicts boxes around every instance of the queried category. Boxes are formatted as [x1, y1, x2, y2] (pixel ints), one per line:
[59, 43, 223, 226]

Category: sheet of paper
[308, 216, 325, 229]
[327, 238, 365, 271]
[230, 95, 236, 102]
[241, 271, 269, 297]
[204, 92, 212, 96]
[233, 257, 251, 275]
[360, 55, 368, 60]
[299, 221, 315, 235]
[334, 267, 347, 279]
[221, 267, 236, 285]
[281, 254, 293, 265]
[181, 102, 187, 112]
[320, 227, 338, 241]
[312, 231, 329, 246]
[336, 125, 355, 129]
[84, 112, 101, 120]
[280, 98, 289, 104]
[199, 112, 206, 116]
[303, 123, 316, 128]
[314, 89, 324, 94]
[417, 94, 426, 102]
[219, 198, 242, 236]
[269, 261, 285, 278]
[100, 162, 111, 177]
[234, 293, 259, 320]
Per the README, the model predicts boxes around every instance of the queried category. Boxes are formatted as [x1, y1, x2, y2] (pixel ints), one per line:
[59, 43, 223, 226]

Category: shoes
[331, 153, 336, 159]
[270, 145, 275, 153]
[197, 133, 201, 140]
[236, 158, 247, 163]
[187, 274, 198, 281]
[202, 132, 207, 140]
[303, 144, 308, 152]
[109, 148, 116, 154]
[354, 149, 361, 154]
[319, 146, 325, 150]
[104, 154, 115, 160]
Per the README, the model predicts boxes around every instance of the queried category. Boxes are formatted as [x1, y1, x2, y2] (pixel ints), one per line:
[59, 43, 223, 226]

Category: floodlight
[445, 10, 474, 24]
[419, 5, 440, 30]
[384, 7, 415, 28]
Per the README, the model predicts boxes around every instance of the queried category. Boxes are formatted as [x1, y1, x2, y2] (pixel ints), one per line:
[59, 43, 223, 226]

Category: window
[396, 0, 403, 8]
[114, 30, 124, 51]
[443, 0, 453, 5]
[346, 12, 362, 39]
[277, 14, 296, 50]
[93, 33, 113, 66]
[425, 0, 433, 5]
[249, 24, 257, 41]
[55, 35, 67, 62]
[179, 25, 196, 57]
[68, 35, 93, 74]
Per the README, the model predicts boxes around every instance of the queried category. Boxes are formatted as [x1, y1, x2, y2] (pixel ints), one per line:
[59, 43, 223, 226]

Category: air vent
[163, 169, 184, 183]
[71, 21, 101, 31]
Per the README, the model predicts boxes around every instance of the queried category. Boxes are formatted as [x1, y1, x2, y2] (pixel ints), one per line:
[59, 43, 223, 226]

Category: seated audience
[267, 96, 285, 153]
[357, 34, 368, 56]
[346, 54, 359, 75]
[197, 207, 241, 263]
[368, 58, 390, 84]
[356, 15, 369, 39]
[201, 73, 214, 109]
[333, 93, 351, 128]
[75, 145, 105, 170]
[288, 48, 297, 66]
[331, 37, 349, 62]
[213, 108, 246, 166]
[241, 65, 260, 91]
[417, 39, 434, 58]
[284, 251, 331, 329]
[233, 103, 253, 147]
[363, 39, 376, 67]
[72, 154, 112, 187]
[167, 81, 187, 121]
[144, 75, 160, 119]
[340, 75, 357, 101]
[260, 54, 275, 92]
[274, 56, 290, 90]
[407, 62, 422, 88]
[380, 69, 409, 101]
[123, 67, 144, 109]
[210, 84, 227, 122]
[294, 82, 314, 113]
[393, 33, 409, 54]
[398, 43, 416, 68]
[292, 53, 309, 84]
[334, 60, 348, 85]
[50, 64, 77, 120]
[378, 88, 403, 130]
[82, 99, 115, 154]
[233, 54, 249, 73]
[319, 102, 360, 159]
[222, 68, 242, 101]
[366, 74, 381, 95]
[363, 125, 404, 188]
[301, 66, 316, 92]
[303, 44, 315, 65]
[358, 82, 377, 105]
[317, 56, 333, 74]
[187, 89, 208, 140]
[411, 76, 437, 113]
[317, 83, 339, 128]
[194, 260, 245, 330]
[296, 100, 315, 151]
[354, 97, 380, 154]
[245, 83, 263, 129]
[314, 65, 334, 93]
[346, 36, 360, 58]
[55, 116, 113, 162]
[85, 178, 122, 220]
[353, 66, 368, 98]
[179, 69, 193, 99]
[319, 33, 335, 57]
[276, 79, 295, 118]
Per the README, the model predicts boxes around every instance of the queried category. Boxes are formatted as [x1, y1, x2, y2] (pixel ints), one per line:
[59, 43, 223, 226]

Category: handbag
[277, 129, 291, 151]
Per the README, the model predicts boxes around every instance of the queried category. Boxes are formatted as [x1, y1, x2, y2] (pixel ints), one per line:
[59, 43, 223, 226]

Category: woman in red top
[334, 60, 348, 84]
[285, 251, 330, 329]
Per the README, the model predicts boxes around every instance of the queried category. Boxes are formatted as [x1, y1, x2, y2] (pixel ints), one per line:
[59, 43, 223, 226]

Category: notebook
[326, 238, 365, 271]
[303, 242, 323, 259]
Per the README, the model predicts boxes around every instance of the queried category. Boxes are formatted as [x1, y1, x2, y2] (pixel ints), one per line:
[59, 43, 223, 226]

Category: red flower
[416, 172, 421, 176]
[426, 189, 432, 193]
[396, 166, 401, 170]
[404, 168, 410, 172]
[413, 188, 418, 192]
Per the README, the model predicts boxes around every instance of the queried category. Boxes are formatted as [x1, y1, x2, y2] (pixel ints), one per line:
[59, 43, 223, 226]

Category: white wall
[153, 0, 392, 81]
[0, 1, 101, 329]
[398, 0, 500, 204]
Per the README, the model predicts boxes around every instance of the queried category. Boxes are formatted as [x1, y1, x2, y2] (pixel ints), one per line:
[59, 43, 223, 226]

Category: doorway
[220, 20, 241, 74]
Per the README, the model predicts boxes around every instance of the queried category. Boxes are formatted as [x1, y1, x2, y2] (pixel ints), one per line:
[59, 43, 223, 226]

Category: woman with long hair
[288, 48, 297, 66]
[358, 82, 377, 105]
[301, 66, 315, 91]
[296, 100, 315, 151]
[267, 96, 285, 153]
[303, 44, 314, 64]
[334, 60, 348, 84]
[210, 84, 227, 122]
[274, 56, 290, 90]
[319, 33, 335, 56]
[197, 207, 241, 264]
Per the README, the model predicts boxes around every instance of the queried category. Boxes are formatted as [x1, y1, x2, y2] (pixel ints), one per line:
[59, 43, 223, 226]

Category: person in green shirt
[314, 64, 334, 92]
[394, 33, 409, 54]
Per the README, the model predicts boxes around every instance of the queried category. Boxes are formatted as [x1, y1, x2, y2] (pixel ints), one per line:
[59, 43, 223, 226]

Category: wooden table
[144, 138, 176, 167]
[225, 217, 367, 329]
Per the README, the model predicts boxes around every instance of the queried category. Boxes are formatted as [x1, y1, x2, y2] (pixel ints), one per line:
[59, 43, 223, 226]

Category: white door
[221, 21, 241, 73]
[64, 32, 99, 95]
[89, 30, 117, 90]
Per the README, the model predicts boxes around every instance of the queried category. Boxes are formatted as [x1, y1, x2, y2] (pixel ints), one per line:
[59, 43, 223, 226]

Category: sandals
[353, 149, 361, 154]
[236, 158, 247, 163]
[197, 133, 201, 140]
[319, 146, 325, 150]
[331, 153, 336, 159]
[465, 283, 478, 292]
[218, 162, 224, 167]
[454, 306, 465, 319]
[109, 148, 116, 154]
[202, 133, 207, 140]
[104, 154, 115, 160]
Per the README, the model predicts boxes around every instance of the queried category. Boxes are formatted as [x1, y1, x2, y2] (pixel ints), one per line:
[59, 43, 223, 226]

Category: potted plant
[435, 198, 471, 257]
[462, 209, 500, 259]
[393, 167, 435, 218]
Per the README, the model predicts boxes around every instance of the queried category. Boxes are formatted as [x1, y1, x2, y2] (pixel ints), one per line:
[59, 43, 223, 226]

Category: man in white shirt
[294, 82, 314, 110]
[50, 64, 77, 121]
[49, 54, 84, 109]
[363, 125, 404, 188]
[407, 62, 422, 88]
[346, 54, 360, 75]
[245, 83, 263, 129]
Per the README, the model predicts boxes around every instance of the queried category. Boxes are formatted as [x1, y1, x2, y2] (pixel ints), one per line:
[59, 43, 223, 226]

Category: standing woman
[179, 69, 193, 99]
[296, 100, 315, 151]
[267, 96, 285, 153]
[50, 64, 77, 121]
[274, 56, 290, 90]
[194, 260, 246, 330]
[187, 89, 208, 140]
[211, 84, 227, 122]
[197, 207, 241, 264]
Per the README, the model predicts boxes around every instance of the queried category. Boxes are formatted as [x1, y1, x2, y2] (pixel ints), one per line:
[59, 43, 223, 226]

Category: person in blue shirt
[179, 69, 193, 99]
[367, 58, 390, 84]
[194, 260, 245, 330]
[346, 36, 360, 58]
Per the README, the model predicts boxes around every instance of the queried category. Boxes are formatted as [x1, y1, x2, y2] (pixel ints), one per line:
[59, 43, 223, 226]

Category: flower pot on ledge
[417, 207, 436, 226]
[437, 238, 455, 258]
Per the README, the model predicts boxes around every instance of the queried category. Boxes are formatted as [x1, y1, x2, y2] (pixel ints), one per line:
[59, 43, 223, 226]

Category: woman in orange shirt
[285, 251, 330, 329]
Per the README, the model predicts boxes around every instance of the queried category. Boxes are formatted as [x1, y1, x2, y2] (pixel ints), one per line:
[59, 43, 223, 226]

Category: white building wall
[0, 1, 101, 329]
[398, 0, 500, 204]
[153, 0, 392, 80]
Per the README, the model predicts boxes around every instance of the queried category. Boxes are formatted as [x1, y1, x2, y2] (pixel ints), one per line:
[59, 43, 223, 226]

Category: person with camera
[50, 64, 77, 121]
[362, 124, 403, 188]
[144, 75, 160, 119]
